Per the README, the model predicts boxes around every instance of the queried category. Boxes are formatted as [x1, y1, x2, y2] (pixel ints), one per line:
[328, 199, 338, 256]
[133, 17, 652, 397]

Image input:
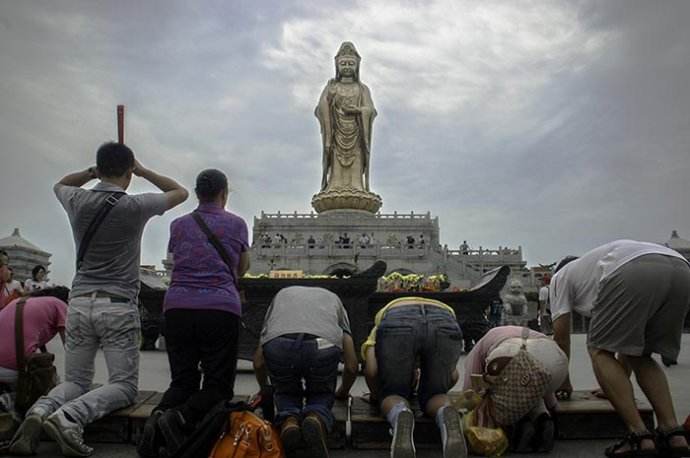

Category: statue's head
[509, 279, 523, 294]
[334, 41, 361, 81]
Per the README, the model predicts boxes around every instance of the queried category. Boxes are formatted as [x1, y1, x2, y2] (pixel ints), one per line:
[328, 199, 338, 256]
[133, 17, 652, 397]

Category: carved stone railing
[252, 242, 431, 258]
[446, 247, 522, 258]
[257, 210, 434, 221]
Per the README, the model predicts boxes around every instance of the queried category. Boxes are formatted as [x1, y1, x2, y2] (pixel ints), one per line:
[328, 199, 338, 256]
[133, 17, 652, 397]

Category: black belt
[282, 333, 318, 340]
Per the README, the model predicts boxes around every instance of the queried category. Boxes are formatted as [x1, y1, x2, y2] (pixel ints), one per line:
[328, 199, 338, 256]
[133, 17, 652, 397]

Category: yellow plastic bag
[463, 410, 509, 457]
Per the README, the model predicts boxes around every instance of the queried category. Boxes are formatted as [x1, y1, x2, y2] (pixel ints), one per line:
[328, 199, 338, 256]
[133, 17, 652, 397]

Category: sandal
[604, 431, 658, 457]
[657, 427, 690, 457]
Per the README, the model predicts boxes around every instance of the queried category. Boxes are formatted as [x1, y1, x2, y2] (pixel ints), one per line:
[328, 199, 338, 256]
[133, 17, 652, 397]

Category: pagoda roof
[0, 228, 50, 255]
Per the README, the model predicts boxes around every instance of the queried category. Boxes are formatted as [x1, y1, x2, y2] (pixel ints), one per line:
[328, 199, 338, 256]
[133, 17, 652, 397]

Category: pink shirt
[0, 296, 67, 370]
[463, 326, 558, 409]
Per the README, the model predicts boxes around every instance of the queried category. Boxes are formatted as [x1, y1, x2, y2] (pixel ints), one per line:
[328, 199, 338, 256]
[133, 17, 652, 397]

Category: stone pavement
[28, 335, 690, 457]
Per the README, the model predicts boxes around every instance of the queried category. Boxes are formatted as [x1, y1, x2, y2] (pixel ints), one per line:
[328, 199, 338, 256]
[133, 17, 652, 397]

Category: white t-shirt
[538, 286, 549, 303]
[24, 279, 50, 293]
[5, 280, 23, 295]
[549, 239, 688, 321]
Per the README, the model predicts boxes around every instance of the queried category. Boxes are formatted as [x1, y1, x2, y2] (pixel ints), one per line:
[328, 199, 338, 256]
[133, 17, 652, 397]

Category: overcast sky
[1, 0, 689, 285]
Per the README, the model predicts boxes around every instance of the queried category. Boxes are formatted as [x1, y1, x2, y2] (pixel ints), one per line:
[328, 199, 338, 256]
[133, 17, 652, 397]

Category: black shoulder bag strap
[76, 192, 125, 270]
[14, 298, 47, 369]
[190, 212, 258, 338]
[191, 212, 237, 284]
[15, 297, 28, 372]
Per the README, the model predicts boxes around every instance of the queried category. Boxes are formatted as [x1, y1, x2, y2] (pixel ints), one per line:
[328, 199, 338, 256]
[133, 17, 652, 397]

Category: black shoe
[662, 356, 678, 367]
[280, 416, 302, 453]
[157, 409, 187, 456]
[137, 410, 163, 458]
[532, 413, 555, 452]
[302, 414, 329, 458]
[511, 417, 536, 453]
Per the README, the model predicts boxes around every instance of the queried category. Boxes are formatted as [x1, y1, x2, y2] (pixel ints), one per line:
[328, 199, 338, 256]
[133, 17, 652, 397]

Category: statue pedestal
[311, 187, 382, 214]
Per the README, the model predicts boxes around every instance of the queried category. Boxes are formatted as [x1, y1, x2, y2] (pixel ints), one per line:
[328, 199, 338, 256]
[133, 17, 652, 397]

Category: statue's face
[337, 57, 358, 78]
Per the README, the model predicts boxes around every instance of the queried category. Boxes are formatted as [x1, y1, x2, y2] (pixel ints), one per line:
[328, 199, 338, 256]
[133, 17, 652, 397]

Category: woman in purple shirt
[138, 169, 249, 457]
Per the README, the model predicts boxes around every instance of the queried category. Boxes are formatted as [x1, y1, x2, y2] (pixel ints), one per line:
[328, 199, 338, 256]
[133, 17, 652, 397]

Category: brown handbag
[14, 298, 58, 414]
[209, 410, 285, 458]
[476, 327, 551, 426]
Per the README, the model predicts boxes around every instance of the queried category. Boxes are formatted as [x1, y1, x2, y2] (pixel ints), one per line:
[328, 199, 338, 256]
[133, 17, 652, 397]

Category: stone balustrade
[257, 210, 434, 221]
[446, 247, 522, 261]
[253, 241, 431, 258]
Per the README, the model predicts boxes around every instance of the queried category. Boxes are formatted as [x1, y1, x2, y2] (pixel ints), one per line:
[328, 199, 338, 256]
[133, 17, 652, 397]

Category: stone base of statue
[311, 186, 382, 214]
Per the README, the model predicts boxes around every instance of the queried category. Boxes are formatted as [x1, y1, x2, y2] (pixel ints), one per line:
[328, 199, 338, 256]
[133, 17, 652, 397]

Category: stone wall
[249, 210, 532, 289]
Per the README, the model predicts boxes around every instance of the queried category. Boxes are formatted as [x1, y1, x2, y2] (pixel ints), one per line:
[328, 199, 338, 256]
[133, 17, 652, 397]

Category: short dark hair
[30, 286, 70, 303]
[96, 142, 135, 178]
[195, 169, 228, 203]
[554, 256, 579, 274]
[32, 265, 46, 280]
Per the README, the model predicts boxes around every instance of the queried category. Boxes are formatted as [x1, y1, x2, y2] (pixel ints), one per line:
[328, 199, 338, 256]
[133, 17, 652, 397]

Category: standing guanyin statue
[312, 42, 382, 214]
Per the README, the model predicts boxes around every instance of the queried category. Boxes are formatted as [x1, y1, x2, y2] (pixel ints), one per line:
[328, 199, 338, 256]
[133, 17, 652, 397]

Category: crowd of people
[0, 141, 689, 458]
[0, 262, 53, 308]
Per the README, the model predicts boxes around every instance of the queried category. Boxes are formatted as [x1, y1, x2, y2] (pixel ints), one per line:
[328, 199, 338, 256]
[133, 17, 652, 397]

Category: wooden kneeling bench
[554, 390, 654, 439]
[349, 390, 655, 448]
[84, 391, 348, 449]
[82, 390, 655, 448]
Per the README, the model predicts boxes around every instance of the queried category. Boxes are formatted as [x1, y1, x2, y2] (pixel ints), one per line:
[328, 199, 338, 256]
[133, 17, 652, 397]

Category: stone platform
[83, 390, 653, 448]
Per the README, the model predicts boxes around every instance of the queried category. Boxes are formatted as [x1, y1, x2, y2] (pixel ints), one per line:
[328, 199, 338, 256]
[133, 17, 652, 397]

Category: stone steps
[83, 390, 654, 448]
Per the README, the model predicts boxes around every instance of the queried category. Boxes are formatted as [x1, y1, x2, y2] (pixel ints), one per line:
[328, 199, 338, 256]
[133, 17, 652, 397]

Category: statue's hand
[344, 105, 361, 114]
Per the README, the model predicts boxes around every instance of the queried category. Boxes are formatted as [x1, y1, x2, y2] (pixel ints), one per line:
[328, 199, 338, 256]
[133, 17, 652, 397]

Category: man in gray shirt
[253, 286, 358, 458]
[10, 142, 188, 457]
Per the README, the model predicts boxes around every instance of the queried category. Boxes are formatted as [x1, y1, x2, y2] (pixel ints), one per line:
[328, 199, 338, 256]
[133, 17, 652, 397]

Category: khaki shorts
[588, 254, 690, 360]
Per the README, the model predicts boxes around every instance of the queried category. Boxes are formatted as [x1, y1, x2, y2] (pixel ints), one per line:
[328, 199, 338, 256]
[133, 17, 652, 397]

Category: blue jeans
[375, 305, 462, 410]
[263, 335, 341, 431]
[31, 294, 140, 426]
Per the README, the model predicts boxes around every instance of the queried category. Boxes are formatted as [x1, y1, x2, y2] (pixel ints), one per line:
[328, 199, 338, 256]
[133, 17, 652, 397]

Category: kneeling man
[254, 286, 358, 458]
[551, 239, 690, 457]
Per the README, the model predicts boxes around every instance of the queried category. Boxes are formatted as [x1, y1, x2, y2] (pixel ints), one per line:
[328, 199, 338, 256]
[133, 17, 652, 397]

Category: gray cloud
[1, 0, 689, 285]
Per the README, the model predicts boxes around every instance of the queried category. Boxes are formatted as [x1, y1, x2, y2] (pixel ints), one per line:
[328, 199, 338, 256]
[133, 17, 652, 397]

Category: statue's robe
[315, 79, 376, 191]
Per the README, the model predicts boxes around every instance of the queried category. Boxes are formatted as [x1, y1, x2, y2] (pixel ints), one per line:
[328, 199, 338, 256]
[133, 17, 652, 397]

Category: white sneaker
[440, 407, 467, 458]
[9, 412, 45, 455]
[43, 410, 93, 457]
[390, 409, 416, 458]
